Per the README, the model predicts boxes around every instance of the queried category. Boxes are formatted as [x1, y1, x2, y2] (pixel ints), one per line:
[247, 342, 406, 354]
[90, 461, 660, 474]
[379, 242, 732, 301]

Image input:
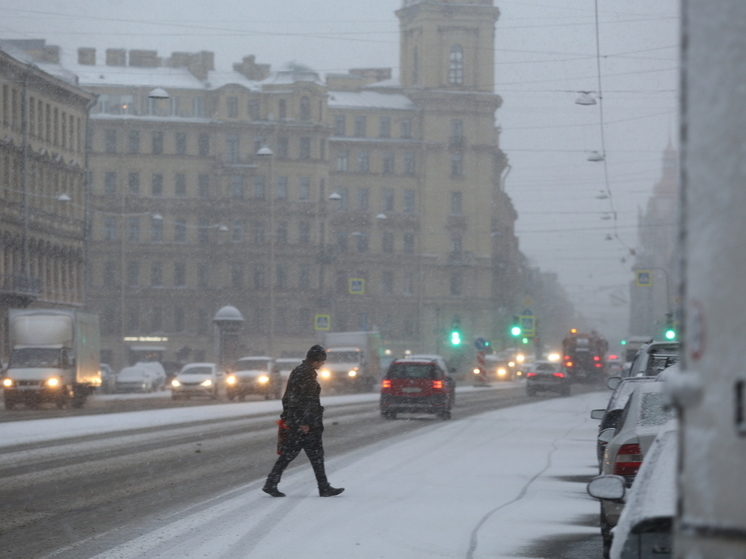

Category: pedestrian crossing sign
[314, 315, 331, 331]
[636, 270, 653, 287]
[349, 278, 365, 295]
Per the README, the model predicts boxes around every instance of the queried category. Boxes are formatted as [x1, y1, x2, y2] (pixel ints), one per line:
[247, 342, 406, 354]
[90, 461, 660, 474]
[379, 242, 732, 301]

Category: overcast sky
[0, 0, 680, 344]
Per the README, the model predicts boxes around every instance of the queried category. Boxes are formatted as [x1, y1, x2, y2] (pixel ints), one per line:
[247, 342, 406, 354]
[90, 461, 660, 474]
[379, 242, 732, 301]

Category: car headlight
[226, 375, 237, 385]
[320, 370, 331, 378]
[473, 368, 480, 375]
[201, 379, 213, 387]
[508, 361, 515, 367]
[348, 370, 357, 377]
[258, 376, 269, 384]
[171, 379, 181, 387]
[497, 368, 507, 376]
[46, 378, 60, 387]
[3, 378, 14, 388]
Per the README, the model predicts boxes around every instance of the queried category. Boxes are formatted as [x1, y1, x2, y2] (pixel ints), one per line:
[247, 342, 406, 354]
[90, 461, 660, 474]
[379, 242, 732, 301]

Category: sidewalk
[83, 390, 607, 559]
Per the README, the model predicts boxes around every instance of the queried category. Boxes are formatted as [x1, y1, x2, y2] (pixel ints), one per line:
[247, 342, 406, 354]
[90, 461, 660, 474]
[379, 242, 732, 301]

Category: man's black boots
[319, 485, 345, 497]
[262, 483, 286, 497]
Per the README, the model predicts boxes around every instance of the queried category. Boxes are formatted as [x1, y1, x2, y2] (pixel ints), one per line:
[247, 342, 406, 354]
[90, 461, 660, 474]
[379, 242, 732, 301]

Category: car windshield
[534, 363, 557, 372]
[387, 363, 436, 380]
[645, 353, 678, 376]
[639, 392, 676, 428]
[235, 359, 270, 371]
[181, 366, 213, 375]
[326, 351, 361, 363]
[10, 348, 62, 368]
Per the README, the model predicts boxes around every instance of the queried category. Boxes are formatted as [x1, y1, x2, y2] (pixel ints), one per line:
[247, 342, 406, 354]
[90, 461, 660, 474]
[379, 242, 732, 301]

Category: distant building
[629, 142, 679, 337]
[0, 40, 95, 358]
[9, 0, 524, 370]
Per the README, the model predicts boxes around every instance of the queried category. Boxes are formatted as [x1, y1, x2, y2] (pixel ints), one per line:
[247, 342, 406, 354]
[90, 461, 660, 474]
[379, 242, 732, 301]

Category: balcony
[0, 274, 42, 306]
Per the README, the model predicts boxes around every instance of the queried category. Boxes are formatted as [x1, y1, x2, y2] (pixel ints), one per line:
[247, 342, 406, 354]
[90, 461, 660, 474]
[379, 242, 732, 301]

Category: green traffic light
[665, 329, 676, 340]
[621, 340, 627, 345]
[522, 337, 529, 344]
[450, 331, 462, 346]
[510, 326, 521, 337]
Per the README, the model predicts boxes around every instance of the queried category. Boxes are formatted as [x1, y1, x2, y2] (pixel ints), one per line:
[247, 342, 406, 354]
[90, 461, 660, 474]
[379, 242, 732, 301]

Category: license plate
[401, 387, 422, 393]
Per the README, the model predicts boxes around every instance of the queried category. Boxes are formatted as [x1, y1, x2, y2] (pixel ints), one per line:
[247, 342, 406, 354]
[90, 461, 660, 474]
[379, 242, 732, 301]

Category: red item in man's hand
[276, 419, 290, 455]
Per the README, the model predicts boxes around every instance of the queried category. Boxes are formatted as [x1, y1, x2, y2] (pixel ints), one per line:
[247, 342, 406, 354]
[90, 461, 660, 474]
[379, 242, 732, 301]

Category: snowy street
[2, 386, 606, 559]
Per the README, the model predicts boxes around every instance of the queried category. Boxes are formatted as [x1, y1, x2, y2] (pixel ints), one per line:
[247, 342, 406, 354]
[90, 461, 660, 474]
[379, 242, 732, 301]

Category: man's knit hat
[306, 344, 327, 362]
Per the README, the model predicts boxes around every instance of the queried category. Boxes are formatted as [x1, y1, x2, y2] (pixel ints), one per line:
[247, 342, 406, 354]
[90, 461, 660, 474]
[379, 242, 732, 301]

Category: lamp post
[257, 146, 274, 356]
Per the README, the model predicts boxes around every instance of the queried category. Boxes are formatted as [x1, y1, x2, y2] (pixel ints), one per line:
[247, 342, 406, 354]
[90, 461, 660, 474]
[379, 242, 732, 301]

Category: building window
[253, 221, 266, 244]
[127, 131, 140, 154]
[299, 264, 311, 289]
[403, 152, 415, 175]
[336, 231, 348, 253]
[126, 261, 140, 287]
[279, 99, 287, 120]
[230, 175, 244, 199]
[105, 129, 116, 153]
[354, 116, 367, 137]
[356, 234, 369, 253]
[227, 96, 238, 118]
[175, 174, 186, 196]
[103, 262, 116, 287]
[174, 307, 185, 332]
[300, 137, 311, 160]
[152, 132, 163, 155]
[337, 150, 348, 172]
[450, 271, 463, 296]
[253, 267, 266, 288]
[451, 153, 464, 177]
[104, 217, 117, 241]
[151, 217, 163, 242]
[451, 191, 463, 215]
[401, 118, 413, 139]
[451, 119, 464, 144]
[254, 175, 266, 199]
[104, 172, 117, 196]
[231, 265, 244, 288]
[379, 116, 391, 138]
[334, 115, 346, 136]
[382, 271, 394, 294]
[449, 44, 464, 85]
[357, 151, 370, 173]
[127, 306, 139, 333]
[403, 233, 415, 254]
[403, 273, 414, 295]
[127, 217, 140, 242]
[299, 221, 311, 245]
[151, 306, 163, 332]
[299, 177, 311, 201]
[197, 309, 208, 335]
[277, 137, 289, 158]
[128, 172, 140, 195]
[404, 189, 416, 213]
[193, 97, 205, 117]
[248, 98, 260, 120]
[277, 222, 288, 245]
[198, 133, 209, 156]
[175, 132, 187, 155]
[101, 308, 117, 336]
[383, 152, 395, 174]
[300, 96, 311, 121]
[276, 176, 288, 199]
[254, 136, 265, 154]
[382, 231, 394, 253]
[152, 173, 163, 196]
[357, 188, 369, 211]
[174, 262, 186, 287]
[199, 218, 210, 244]
[174, 219, 187, 243]
[198, 174, 209, 198]
[151, 262, 163, 287]
[383, 188, 395, 212]
[198, 263, 209, 288]
[231, 220, 244, 242]
[276, 264, 288, 288]
[337, 187, 349, 210]
[226, 134, 239, 163]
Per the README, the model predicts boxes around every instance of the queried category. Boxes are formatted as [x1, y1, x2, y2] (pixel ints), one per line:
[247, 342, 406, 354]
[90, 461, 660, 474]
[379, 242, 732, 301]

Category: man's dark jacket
[281, 360, 324, 431]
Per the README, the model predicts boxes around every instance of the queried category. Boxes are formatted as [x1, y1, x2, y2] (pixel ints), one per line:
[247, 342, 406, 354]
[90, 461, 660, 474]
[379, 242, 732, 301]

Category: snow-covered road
[42, 390, 607, 559]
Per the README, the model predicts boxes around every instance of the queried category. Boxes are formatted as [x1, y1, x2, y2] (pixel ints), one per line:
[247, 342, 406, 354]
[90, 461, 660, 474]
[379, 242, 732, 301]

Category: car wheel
[438, 410, 452, 420]
[227, 393, 236, 402]
[238, 394, 246, 402]
[381, 411, 396, 419]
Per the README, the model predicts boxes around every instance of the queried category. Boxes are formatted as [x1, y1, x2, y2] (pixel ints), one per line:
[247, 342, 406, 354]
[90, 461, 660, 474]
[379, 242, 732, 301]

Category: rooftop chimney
[233, 55, 271, 81]
[187, 51, 215, 81]
[106, 48, 127, 66]
[78, 47, 96, 66]
[128, 49, 160, 68]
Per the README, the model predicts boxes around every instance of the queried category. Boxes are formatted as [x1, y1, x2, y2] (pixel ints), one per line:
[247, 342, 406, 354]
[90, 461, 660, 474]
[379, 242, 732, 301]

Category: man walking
[262, 345, 344, 498]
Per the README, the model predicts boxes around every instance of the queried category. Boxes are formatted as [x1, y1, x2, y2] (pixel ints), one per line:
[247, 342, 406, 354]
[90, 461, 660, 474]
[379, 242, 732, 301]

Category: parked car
[99, 363, 117, 394]
[380, 358, 455, 420]
[526, 360, 570, 396]
[226, 356, 276, 400]
[135, 361, 167, 390]
[171, 363, 222, 400]
[273, 357, 303, 398]
[115, 365, 156, 393]
[623, 342, 679, 379]
[595, 382, 677, 557]
[588, 426, 676, 559]
[590, 377, 657, 468]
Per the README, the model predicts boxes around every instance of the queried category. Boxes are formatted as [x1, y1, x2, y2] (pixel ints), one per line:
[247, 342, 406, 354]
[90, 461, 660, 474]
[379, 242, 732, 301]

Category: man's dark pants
[266, 429, 329, 488]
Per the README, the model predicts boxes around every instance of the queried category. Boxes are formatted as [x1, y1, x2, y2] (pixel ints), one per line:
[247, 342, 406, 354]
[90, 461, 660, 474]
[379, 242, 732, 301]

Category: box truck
[321, 331, 382, 392]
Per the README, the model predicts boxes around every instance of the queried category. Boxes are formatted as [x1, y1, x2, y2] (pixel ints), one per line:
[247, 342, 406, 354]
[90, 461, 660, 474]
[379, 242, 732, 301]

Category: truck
[321, 331, 382, 392]
[561, 329, 608, 383]
[3, 309, 101, 409]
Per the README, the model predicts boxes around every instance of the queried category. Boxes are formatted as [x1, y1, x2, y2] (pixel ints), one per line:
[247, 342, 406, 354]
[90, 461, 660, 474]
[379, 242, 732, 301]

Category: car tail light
[382, 379, 392, 389]
[526, 372, 538, 378]
[593, 356, 601, 361]
[432, 380, 444, 389]
[552, 372, 565, 378]
[595, 363, 603, 368]
[614, 443, 643, 476]
[565, 361, 574, 367]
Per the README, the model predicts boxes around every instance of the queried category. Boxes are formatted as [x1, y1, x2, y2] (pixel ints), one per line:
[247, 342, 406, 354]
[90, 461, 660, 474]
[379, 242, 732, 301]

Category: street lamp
[575, 91, 597, 106]
[587, 151, 605, 162]
[148, 88, 170, 100]
[257, 146, 275, 356]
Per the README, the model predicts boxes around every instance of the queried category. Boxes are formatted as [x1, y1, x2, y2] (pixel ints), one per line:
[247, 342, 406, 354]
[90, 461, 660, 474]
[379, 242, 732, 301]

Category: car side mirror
[607, 376, 622, 390]
[587, 475, 626, 502]
[598, 427, 616, 444]
[590, 409, 605, 420]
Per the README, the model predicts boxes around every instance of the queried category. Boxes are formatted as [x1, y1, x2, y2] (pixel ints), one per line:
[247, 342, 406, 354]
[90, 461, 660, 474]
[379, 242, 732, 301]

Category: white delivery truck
[321, 331, 382, 392]
[3, 309, 101, 409]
